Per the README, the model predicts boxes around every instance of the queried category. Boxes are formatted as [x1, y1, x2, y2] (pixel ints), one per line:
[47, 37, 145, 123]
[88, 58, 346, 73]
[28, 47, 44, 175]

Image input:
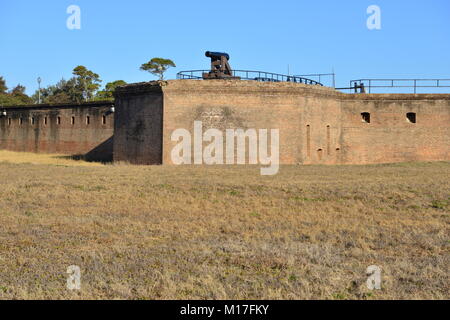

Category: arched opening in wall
[44, 117, 48, 125]
[71, 116, 75, 125]
[102, 115, 106, 125]
[31, 117, 35, 125]
[406, 112, 416, 123]
[317, 149, 323, 160]
[57, 116, 61, 125]
[306, 125, 311, 157]
[361, 112, 371, 123]
[326, 125, 331, 155]
[86, 116, 90, 125]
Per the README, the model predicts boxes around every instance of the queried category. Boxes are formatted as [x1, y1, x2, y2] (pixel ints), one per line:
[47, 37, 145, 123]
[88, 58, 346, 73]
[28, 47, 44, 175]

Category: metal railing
[341, 79, 450, 94]
[177, 70, 323, 86]
[294, 73, 336, 88]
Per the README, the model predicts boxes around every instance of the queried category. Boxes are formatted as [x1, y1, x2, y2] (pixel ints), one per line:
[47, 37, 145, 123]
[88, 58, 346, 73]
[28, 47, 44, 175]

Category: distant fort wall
[0, 101, 114, 162]
[1, 80, 449, 165]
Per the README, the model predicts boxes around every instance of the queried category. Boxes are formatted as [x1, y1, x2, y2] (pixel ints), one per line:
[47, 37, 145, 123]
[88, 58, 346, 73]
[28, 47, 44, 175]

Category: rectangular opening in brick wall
[57, 116, 61, 125]
[306, 125, 311, 157]
[31, 117, 35, 125]
[8, 118, 11, 126]
[317, 149, 323, 160]
[71, 116, 75, 125]
[327, 125, 331, 155]
[44, 117, 48, 125]
[102, 115, 106, 125]
[407, 112, 417, 123]
[19, 117, 23, 125]
[86, 116, 90, 125]
[361, 112, 371, 123]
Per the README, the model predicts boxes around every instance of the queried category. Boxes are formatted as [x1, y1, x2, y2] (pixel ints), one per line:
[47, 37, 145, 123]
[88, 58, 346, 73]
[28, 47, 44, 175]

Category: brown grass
[0, 150, 103, 167]
[0, 151, 448, 300]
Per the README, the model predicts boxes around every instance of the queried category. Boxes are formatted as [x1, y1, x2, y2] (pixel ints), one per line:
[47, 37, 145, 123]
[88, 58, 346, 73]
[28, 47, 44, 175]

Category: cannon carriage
[202, 51, 241, 80]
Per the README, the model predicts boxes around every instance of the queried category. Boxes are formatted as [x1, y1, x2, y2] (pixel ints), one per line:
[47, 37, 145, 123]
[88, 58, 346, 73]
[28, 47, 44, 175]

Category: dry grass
[0, 150, 103, 167]
[0, 151, 448, 300]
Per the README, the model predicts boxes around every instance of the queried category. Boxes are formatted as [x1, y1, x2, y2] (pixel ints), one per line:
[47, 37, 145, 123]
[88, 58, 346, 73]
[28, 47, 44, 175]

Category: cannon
[206, 51, 230, 61]
[202, 51, 241, 80]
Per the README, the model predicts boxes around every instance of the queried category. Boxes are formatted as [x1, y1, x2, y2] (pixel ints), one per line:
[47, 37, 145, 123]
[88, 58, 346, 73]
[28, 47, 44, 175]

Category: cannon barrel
[205, 51, 230, 61]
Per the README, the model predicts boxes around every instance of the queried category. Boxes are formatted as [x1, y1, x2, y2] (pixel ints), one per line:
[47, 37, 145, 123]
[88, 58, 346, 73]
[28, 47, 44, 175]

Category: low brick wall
[0, 101, 114, 162]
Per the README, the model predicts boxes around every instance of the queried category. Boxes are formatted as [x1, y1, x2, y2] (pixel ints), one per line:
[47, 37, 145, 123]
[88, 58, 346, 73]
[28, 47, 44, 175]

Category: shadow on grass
[52, 136, 114, 164]
[53, 154, 113, 164]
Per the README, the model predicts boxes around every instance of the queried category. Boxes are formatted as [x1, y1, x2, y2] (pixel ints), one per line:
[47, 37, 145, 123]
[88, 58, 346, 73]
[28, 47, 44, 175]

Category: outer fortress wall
[114, 84, 163, 164]
[0, 101, 114, 161]
[115, 80, 449, 165]
[161, 80, 341, 165]
[2, 81, 448, 165]
[340, 95, 450, 164]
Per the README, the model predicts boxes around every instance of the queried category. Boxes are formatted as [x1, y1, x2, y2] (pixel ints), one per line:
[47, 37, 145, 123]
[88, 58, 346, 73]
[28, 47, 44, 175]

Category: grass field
[0, 151, 448, 300]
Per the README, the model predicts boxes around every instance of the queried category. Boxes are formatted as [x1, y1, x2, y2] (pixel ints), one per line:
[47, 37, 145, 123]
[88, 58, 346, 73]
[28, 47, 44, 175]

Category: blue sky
[1, 0, 449, 95]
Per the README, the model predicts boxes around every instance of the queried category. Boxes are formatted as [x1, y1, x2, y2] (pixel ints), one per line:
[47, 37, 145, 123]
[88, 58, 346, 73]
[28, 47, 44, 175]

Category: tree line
[0, 57, 175, 106]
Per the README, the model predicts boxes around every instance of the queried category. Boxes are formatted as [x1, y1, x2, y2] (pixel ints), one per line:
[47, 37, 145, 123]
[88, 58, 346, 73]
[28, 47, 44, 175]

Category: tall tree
[140, 58, 176, 80]
[72, 66, 102, 102]
[96, 80, 127, 100]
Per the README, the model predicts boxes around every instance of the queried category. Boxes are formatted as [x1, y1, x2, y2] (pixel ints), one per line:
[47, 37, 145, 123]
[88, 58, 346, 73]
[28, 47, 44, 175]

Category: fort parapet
[1, 80, 449, 165]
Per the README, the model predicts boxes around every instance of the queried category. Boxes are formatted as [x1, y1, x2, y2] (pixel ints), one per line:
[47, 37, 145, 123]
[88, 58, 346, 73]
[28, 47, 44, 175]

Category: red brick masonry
[0, 101, 114, 162]
[114, 80, 450, 165]
[1, 81, 449, 165]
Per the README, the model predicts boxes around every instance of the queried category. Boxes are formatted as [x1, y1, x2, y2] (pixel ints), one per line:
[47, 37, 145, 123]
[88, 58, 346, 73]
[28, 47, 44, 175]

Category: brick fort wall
[2, 81, 449, 166]
[114, 80, 449, 165]
[0, 101, 114, 162]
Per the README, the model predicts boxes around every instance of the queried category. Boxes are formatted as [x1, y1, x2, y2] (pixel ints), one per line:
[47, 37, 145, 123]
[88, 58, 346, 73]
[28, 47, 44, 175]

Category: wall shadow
[54, 136, 114, 164]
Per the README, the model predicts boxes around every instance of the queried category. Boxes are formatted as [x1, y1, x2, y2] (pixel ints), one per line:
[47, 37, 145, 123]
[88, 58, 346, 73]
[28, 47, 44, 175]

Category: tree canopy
[96, 80, 127, 100]
[140, 58, 176, 80]
[0, 77, 33, 106]
[72, 65, 102, 102]
[32, 78, 79, 104]
[31, 66, 104, 104]
[1, 66, 126, 106]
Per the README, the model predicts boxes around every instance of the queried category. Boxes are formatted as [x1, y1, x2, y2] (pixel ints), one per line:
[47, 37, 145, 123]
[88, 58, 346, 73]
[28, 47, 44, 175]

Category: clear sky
[1, 0, 449, 95]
